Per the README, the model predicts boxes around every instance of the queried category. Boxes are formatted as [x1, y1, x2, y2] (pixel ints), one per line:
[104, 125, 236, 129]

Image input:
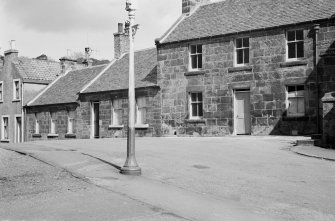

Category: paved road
[2, 136, 335, 221]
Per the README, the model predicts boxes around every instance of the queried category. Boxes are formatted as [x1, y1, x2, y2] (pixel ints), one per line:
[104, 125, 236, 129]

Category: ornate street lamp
[120, 0, 141, 175]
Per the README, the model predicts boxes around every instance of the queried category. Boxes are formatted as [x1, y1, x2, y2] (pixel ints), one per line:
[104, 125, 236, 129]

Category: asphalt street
[1, 136, 335, 221]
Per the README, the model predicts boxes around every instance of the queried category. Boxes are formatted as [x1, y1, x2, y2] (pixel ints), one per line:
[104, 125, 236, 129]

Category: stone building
[24, 24, 160, 141]
[0, 41, 60, 143]
[155, 0, 335, 137]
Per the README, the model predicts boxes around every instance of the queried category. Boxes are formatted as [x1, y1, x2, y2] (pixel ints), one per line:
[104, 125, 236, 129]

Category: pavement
[291, 144, 335, 161]
[1, 136, 335, 221]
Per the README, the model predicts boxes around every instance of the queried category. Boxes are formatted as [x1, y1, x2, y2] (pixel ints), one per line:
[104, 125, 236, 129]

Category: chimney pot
[118, 23, 124, 33]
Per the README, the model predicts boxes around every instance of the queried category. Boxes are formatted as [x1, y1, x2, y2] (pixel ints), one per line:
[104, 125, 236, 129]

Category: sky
[0, 0, 181, 60]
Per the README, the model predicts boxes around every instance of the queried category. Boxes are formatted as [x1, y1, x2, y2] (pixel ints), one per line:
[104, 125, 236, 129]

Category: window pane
[287, 85, 296, 93]
[296, 30, 303, 40]
[244, 48, 249, 64]
[198, 55, 202, 69]
[297, 97, 305, 114]
[198, 103, 203, 116]
[297, 42, 304, 58]
[236, 38, 242, 48]
[192, 103, 198, 116]
[197, 45, 202, 53]
[198, 93, 203, 102]
[237, 49, 243, 64]
[288, 43, 296, 59]
[191, 93, 197, 102]
[296, 85, 304, 91]
[287, 31, 295, 41]
[243, 38, 249, 47]
[191, 55, 197, 69]
[190, 45, 196, 54]
[141, 108, 146, 124]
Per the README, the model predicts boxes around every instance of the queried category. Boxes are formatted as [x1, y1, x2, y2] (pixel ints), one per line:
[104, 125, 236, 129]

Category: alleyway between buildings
[1, 136, 334, 221]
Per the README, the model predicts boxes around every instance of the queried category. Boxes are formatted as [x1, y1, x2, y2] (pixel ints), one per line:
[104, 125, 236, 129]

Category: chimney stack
[4, 40, 19, 62]
[114, 23, 130, 59]
[83, 47, 93, 67]
[182, 0, 210, 15]
[59, 57, 78, 75]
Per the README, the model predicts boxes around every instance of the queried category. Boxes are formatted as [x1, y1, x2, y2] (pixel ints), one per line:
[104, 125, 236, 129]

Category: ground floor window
[111, 99, 123, 126]
[1, 116, 9, 140]
[67, 111, 74, 134]
[35, 113, 39, 134]
[287, 85, 305, 117]
[50, 112, 56, 134]
[189, 92, 203, 119]
[136, 97, 146, 125]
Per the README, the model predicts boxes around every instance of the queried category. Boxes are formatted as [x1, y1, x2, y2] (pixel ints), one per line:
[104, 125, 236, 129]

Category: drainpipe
[313, 24, 320, 134]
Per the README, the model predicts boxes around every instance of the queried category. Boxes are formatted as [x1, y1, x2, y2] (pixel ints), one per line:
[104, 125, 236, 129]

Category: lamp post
[120, 0, 141, 175]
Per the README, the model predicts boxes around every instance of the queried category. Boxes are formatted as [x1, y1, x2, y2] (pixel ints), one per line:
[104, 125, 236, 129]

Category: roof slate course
[82, 48, 157, 93]
[161, 0, 335, 44]
[28, 65, 106, 106]
[15, 57, 60, 82]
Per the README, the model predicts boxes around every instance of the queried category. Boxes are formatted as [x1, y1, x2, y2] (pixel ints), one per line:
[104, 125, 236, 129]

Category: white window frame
[35, 113, 39, 134]
[189, 44, 203, 71]
[67, 111, 74, 134]
[286, 85, 305, 117]
[189, 92, 203, 120]
[286, 29, 304, 61]
[135, 97, 148, 126]
[1, 115, 9, 140]
[111, 99, 123, 126]
[0, 81, 3, 102]
[50, 112, 56, 134]
[235, 37, 250, 67]
[13, 79, 21, 101]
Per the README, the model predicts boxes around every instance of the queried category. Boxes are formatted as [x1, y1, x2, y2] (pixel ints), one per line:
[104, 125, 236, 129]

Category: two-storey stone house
[155, 0, 335, 136]
[0, 42, 60, 143]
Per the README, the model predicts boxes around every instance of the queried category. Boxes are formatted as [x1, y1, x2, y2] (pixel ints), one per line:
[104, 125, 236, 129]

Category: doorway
[92, 102, 100, 138]
[234, 90, 251, 135]
[15, 116, 22, 143]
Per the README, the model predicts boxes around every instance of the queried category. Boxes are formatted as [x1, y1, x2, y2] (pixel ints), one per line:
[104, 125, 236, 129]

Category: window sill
[0, 100, 3, 103]
[280, 60, 308, 68]
[228, 66, 252, 73]
[135, 124, 149, 129]
[184, 70, 206, 76]
[32, 134, 42, 138]
[108, 125, 124, 129]
[65, 134, 76, 138]
[12, 99, 21, 102]
[47, 133, 59, 138]
[0, 139, 10, 143]
[185, 119, 206, 124]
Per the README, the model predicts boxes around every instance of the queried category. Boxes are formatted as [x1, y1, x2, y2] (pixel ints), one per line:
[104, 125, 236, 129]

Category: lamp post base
[120, 166, 141, 176]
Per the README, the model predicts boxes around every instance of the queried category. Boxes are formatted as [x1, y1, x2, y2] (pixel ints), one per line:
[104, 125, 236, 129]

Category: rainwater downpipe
[313, 24, 320, 134]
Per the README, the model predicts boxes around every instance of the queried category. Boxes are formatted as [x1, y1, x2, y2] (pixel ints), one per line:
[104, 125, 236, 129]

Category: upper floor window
[136, 97, 147, 125]
[1, 116, 9, 140]
[190, 44, 202, 70]
[287, 85, 305, 117]
[287, 30, 304, 60]
[0, 81, 3, 102]
[111, 99, 123, 126]
[13, 79, 20, 100]
[236, 37, 249, 66]
[189, 92, 203, 119]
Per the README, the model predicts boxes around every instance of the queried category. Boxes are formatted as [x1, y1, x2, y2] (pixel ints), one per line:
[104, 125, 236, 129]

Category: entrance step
[296, 138, 322, 147]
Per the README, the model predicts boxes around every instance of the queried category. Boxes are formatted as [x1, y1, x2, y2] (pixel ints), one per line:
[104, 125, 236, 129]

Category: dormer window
[287, 30, 304, 60]
[189, 44, 202, 70]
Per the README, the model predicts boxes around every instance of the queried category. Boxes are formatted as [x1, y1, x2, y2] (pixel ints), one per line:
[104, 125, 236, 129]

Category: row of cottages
[24, 26, 160, 141]
[156, 0, 335, 137]
[16, 0, 335, 143]
[0, 42, 60, 143]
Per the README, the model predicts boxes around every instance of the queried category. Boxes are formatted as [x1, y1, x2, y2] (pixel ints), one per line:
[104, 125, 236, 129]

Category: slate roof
[160, 0, 335, 44]
[14, 57, 60, 82]
[28, 65, 107, 106]
[82, 48, 157, 93]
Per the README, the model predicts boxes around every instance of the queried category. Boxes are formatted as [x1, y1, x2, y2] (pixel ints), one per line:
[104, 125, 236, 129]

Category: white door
[234, 91, 251, 135]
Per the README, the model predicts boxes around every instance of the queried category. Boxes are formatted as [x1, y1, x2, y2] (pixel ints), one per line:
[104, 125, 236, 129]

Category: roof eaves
[79, 57, 120, 94]
[27, 70, 71, 106]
